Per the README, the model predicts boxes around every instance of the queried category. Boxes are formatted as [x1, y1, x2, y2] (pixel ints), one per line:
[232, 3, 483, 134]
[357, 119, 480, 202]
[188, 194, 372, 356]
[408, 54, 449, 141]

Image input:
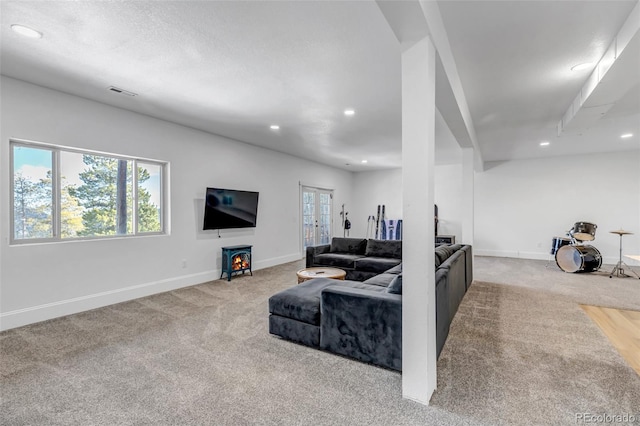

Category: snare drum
[550, 237, 571, 255]
[555, 245, 602, 273]
[571, 222, 597, 241]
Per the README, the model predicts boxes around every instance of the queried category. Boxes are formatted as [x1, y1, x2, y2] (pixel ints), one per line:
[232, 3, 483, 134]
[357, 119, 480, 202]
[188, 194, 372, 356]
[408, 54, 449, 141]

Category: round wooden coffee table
[296, 267, 346, 283]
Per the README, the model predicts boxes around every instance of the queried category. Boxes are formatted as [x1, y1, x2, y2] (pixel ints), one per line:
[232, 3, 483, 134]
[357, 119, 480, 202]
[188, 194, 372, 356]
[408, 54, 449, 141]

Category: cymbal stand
[609, 233, 640, 279]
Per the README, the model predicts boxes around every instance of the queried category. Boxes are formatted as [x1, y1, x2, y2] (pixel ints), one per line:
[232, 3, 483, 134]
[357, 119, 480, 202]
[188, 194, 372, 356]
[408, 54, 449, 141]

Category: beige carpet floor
[1, 256, 639, 425]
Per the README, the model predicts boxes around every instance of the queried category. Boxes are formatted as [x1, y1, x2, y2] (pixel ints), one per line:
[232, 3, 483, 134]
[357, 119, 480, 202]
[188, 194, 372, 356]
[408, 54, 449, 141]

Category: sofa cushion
[363, 273, 397, 287]
[314, 253, 364, 269]
[384, 263, 402, 275]
[269, 278, 341, 325]
[354, 257, 401, 274]
[365, 239, 402, 259]
[320, 287, 402, 371]
[269, 278, 385, 325]
[330, 238, 367, 254]
[435, 245, 455, 266]
[386, 273, 403, 295]
[269, 315, 320, 348]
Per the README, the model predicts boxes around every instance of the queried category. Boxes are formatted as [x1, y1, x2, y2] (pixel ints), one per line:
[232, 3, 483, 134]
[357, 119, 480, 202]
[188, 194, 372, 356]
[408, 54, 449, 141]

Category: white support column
[401, 36, 437, 404]
[461, 147, 474, 246]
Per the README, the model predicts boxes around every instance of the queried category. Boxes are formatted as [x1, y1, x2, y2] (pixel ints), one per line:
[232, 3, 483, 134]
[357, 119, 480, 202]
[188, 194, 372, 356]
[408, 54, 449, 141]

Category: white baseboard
[475, 249, 622, 266]
[0, 253, 302, 332]
[253, 252, 302, 270]
[475, 249, 520, 258]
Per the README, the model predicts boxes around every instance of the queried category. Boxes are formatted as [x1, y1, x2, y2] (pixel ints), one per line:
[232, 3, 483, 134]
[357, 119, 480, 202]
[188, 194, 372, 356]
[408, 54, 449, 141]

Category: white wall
[0, 77, 353, 330]
[350, 165, 464, 242]
[350, 168, 402, 238]
[349, 152, 640, 268]
[475, 151, 640, 266]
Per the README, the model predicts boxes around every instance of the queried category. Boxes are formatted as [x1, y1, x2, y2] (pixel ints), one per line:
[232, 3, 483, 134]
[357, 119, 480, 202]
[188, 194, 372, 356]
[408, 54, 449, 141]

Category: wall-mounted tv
[203, 187, 259, 230]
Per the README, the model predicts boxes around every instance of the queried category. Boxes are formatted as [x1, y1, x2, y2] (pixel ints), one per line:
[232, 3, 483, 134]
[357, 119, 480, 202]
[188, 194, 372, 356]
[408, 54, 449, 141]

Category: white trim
[0, 252, 302, 331]
[475, 250, 620, 265]
[253, 252, 302, 270]
[0, 270, 214, 331]
[10, 137, 166, 164]
[9, 139, 168, 244]
[300, 185, 334, 250]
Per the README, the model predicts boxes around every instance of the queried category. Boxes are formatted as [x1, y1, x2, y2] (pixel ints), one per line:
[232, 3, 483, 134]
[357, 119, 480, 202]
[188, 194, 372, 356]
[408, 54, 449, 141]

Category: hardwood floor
[581, 305, 640, 376]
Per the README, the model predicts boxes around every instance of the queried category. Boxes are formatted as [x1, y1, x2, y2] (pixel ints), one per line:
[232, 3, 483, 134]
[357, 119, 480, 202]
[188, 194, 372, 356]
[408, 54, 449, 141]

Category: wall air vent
[108, 86, 138, 97]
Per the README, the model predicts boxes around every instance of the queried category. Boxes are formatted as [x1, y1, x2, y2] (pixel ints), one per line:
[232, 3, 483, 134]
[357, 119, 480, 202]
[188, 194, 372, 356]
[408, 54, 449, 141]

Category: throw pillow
[386, 273, 403, 295]
[435, 245, 455, 265]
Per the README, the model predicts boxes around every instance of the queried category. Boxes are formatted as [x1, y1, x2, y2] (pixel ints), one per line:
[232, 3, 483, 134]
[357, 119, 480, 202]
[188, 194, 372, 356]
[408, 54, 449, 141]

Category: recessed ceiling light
[361, 160, 368, 163]
[540, 141, 550, 146]
[621, 133, 633, 139]
[11, 24, 42, 39]
[570, 63, 593, 71]
[270, 125, 280, 130]
[344, 109, 355, 116]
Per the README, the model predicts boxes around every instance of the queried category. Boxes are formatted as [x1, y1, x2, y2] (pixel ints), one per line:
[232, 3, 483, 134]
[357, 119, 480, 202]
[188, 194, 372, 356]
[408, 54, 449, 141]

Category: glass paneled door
[302, 186, 333, 249]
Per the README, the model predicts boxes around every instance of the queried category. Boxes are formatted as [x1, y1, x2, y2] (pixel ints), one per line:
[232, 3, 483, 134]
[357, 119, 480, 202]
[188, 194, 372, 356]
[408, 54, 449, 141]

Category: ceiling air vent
[108, 86, 138, 97]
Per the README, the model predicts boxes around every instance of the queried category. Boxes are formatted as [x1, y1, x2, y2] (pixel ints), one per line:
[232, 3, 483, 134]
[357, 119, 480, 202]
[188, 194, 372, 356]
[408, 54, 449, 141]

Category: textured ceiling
[1, 1, 638, 170]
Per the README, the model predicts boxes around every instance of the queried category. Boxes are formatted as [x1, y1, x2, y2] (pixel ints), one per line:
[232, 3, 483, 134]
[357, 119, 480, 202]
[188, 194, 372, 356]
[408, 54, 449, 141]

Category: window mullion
[53, 149, 61, 240]
[160, 164, 165, 233]
[133, 159, 138, 235]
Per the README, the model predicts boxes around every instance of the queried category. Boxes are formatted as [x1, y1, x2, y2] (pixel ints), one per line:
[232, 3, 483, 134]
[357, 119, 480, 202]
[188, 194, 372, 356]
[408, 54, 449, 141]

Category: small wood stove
[221, 245, 253, 281]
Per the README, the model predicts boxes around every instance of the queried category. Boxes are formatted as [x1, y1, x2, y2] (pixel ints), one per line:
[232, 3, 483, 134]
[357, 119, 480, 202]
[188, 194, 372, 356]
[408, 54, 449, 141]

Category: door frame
[299, 183, 334, 258]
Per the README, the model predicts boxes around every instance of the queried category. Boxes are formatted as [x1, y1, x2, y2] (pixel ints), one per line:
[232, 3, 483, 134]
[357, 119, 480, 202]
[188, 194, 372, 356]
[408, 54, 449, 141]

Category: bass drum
[550, 237, 571, 255]
[555, 245, 602, 273]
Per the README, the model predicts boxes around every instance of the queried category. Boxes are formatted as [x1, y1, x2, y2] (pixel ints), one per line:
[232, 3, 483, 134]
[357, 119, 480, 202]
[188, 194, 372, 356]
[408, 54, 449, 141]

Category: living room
[1, 1, 639, 424]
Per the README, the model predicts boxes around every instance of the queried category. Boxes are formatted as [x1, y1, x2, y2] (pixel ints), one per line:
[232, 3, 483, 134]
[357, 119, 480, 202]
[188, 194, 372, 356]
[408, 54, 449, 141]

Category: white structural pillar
[401, 36, 437, 404]
[461, 147, 475, 246]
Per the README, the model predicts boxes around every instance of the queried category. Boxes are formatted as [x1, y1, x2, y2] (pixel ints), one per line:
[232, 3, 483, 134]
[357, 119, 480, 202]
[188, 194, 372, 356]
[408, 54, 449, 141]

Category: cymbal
[610, 229, 633, 235]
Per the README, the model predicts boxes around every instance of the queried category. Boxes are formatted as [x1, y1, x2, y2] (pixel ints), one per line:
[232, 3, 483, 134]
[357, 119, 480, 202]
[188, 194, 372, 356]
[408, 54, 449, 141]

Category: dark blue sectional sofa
[268, 238, 472, 371]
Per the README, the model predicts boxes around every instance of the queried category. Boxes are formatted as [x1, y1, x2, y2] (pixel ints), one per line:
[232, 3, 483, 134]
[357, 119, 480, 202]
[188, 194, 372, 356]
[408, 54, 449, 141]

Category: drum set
[551, 221, 603, 273]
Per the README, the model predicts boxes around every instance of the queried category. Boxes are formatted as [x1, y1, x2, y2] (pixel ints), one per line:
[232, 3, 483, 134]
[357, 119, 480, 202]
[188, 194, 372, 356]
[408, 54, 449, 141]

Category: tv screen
[203, 188, 259, 230]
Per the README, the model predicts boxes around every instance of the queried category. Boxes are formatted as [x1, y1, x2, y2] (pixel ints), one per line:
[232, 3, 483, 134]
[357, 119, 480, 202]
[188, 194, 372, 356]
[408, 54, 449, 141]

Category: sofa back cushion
[365, 239, 402, 259]
[385, 273, 403, 295]
[330, 238, 367, 254]
[435, 245, 455, 266]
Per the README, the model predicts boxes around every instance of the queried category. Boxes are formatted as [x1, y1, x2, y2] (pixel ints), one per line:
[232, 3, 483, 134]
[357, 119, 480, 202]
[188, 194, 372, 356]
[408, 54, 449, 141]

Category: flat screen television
[203, 187, 259, 230]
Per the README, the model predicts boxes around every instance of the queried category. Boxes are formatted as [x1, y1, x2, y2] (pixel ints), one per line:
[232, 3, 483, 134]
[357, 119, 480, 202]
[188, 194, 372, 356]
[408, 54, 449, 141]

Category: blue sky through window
[14, 146, 52, 181]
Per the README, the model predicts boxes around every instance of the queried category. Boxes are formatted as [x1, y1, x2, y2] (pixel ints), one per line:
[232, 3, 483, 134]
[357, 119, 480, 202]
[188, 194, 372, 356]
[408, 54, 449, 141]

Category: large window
[11, 141, 166, 243]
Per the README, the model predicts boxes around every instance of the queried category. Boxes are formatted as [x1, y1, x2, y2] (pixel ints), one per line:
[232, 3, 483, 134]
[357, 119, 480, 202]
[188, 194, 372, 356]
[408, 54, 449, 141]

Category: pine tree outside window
[11, 140, 167, 243]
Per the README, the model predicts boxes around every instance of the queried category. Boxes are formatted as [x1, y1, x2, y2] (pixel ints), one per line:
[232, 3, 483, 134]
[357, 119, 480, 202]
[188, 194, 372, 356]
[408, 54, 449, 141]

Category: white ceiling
[1, 1, 638, 171]
[438, 0, 640, 163]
